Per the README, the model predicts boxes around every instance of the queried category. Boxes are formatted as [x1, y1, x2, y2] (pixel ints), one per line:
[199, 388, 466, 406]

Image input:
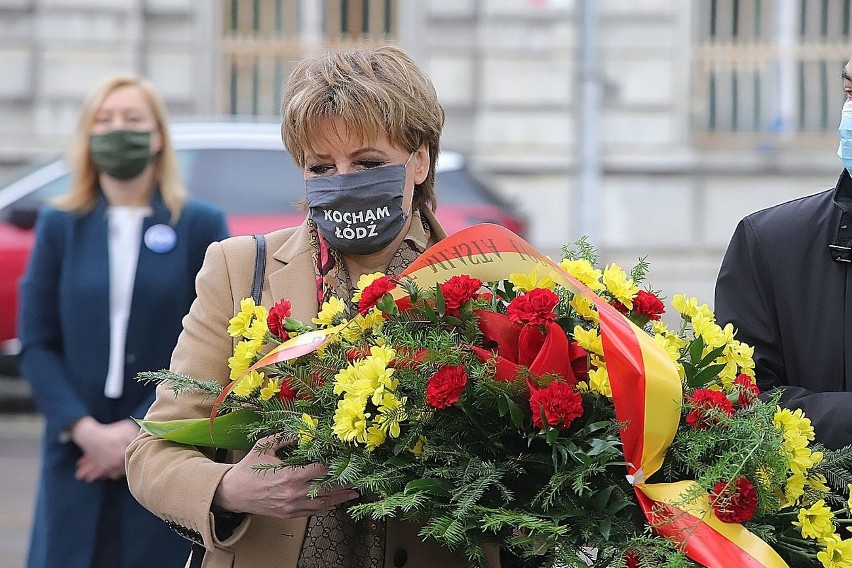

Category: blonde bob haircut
[57, 73, 186, 220]
[281, 45, 445, 213]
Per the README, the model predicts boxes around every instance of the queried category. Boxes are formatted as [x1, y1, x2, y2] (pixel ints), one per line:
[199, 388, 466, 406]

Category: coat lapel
[266, 222, 320, 322]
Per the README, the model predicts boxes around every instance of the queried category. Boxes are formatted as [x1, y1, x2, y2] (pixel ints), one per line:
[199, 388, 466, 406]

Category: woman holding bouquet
[126, 47, 502, 568]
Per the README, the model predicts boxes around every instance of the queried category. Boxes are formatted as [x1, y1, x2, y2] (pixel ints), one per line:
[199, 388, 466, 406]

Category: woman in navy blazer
[18, 73, 229, 568]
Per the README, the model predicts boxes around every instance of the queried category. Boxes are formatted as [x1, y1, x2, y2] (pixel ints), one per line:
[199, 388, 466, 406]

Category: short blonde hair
[57, 73, 186, 220]
[281, 46, 445, 212]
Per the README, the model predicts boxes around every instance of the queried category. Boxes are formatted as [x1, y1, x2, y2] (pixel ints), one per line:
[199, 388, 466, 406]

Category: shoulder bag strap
[188, 234, 268, 563]
[251, 233, 267, 304]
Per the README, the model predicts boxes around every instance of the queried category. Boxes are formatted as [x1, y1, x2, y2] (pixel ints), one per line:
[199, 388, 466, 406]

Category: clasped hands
[70, 416, 140, 482]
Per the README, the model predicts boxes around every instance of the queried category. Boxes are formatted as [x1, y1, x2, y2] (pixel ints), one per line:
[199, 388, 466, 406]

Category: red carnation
[734, 373, 760, 408]
[439, 275, 483, 316]
[278, 376, 298, 403]
[709, 476, 759, 523]
[267, 298, 292, 338]
[610, 300, 629, 315]
[529, 380, 583, 430]
[507, 289, 559, 326]
[632, 290, 665, 321]
[425, 365, 468, 409]
[685, 388, 735, 430]
[358, 276, 396, 315]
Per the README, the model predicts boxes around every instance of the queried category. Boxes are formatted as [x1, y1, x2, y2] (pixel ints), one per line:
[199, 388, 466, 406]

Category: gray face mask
[305, 163, 410, 255]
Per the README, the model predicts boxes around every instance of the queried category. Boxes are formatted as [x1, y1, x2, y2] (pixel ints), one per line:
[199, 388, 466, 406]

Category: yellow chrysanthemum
[299, 413, 318, 446]
[775, 407, 817, 442]
[232, 369, 264, 397]
[783, 433, 819, 476]
[356, 356, 397, 406]
[558, 258, 604, 291]
[569, 296, 599, 323]
[409, 435, 428, 455]
[333, 364, 359, 396]
[717, 360, 739, 390]
[228, 298, 268, 338]
[509, 269, 556, 292]
[817, 535, 852, 568]
[352, 272, 386, 304]
[258, 378, 281, 401]
[368, 345, 396, 367]
[602, 264, 639, 308]
[808, 473, 831, 495]
[672, 294, 699, 319]
[375, 393, 407, 438]
[794, 500, 836, 541]
[341, 311, 385, 342]
[312, 297, 346, 327]
[573, 325, 603, 356]
[228, 339, 263, 379]
[848, 484, 852, 513]
[588, 366, 611, 398]
[332, 396, 370, 444]
[244, 315, 269, 341]
[783, 474, 807, 507]
[653, 333, 682, 363]
[365, 424, 387, 451]
[692, 313, 726, 348]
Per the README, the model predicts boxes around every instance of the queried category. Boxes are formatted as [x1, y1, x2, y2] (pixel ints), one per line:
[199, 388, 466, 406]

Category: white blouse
[104, 206, 151, 399]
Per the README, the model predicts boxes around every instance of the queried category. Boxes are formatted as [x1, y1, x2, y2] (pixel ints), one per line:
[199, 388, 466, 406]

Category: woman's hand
[71, 417, 140, 482]
[213, 435, 359, 519]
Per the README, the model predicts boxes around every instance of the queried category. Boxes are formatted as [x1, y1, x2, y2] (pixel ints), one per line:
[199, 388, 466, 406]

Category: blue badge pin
[144, 224, 177, 253]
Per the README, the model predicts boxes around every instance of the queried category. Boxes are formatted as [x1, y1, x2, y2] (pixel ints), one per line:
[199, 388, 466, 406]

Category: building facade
[0, 0, 845, 307]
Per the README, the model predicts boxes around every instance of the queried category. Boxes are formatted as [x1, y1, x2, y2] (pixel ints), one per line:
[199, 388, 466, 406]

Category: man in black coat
[714, 57, 852, 450]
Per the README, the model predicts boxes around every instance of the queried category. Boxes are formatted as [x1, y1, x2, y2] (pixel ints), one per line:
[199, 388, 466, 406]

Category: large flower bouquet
[140, 225, 852, 568]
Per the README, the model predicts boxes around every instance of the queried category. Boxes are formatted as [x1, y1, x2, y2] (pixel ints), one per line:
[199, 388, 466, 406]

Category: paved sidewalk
[0, 412, 41, 568]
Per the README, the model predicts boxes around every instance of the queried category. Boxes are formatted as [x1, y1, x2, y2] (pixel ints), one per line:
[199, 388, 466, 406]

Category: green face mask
[90, 129, 153, 180]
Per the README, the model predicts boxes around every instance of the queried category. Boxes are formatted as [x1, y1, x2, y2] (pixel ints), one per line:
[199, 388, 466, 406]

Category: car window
[434, 169, 503, 206]
[177, 148, 306, 214]
[0, 174, 69, 222]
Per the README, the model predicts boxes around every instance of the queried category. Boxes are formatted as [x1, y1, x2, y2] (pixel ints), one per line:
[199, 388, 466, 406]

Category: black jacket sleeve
[716, 214, 852, 449]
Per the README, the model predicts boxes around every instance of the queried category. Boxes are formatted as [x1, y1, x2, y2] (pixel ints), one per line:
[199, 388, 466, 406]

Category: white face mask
[837, 100, 852, 174]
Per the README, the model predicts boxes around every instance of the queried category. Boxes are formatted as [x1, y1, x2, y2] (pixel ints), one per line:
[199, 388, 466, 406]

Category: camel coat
[126, 217, 501, 568]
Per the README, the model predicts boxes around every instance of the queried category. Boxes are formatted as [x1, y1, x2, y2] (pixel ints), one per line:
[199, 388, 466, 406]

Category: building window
[220, 0, 398, 115]
[694, 0, 850, 137]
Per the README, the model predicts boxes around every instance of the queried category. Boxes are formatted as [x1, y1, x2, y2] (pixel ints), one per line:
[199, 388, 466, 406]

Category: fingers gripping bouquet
[140, 225, 852, 568]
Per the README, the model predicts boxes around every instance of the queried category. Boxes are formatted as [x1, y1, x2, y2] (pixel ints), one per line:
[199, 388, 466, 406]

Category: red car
[0, 120, 526, 365]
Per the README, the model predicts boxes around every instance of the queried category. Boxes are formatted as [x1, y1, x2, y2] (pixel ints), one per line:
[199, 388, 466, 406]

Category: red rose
[685, 388, 735, 429]
[507, 289, 559, 326]
[632, 290, 665, 321]
[734, 373, 760, 407]
[267, 298, 292, 338]
[439, 275, 483, 316]
[709, 476, 758, 523]
[624, 551, 640, 568]
[529, 379, 583, 430]
[425, 365, 468, 409]
[358, 276, 396, 315]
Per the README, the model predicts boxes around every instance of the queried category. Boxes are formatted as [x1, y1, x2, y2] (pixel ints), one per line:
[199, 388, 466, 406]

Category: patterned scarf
[307, 211, 432, 314]
[297, 211, 432, 567]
